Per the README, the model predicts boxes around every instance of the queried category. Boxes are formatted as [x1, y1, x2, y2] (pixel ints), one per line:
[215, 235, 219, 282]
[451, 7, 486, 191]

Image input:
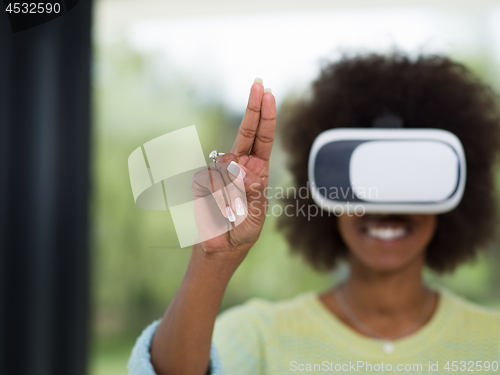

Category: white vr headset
[308, 116, 466, 214]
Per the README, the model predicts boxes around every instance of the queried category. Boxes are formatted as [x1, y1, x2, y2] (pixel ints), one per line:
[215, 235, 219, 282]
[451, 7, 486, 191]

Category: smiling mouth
[366, 226, 408, 241]
[361, 215, 411, 242]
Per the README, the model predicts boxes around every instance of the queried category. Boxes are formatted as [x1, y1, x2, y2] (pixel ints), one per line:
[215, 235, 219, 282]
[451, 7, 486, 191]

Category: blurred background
[4, 1, 500, 374]
[90, 1, 500, 374]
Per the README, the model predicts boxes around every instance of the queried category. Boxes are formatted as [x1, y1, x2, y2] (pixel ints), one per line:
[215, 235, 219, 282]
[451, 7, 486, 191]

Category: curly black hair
[277, 52, 500, 273]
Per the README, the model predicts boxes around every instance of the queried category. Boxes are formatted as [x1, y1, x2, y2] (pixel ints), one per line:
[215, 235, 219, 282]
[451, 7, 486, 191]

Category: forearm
[148, 79, 275, 375]
[150, 244, 246, 375]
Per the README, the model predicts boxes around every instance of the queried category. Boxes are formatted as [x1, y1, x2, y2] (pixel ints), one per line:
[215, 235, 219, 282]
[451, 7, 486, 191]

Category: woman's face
[337, 214, 437, 272]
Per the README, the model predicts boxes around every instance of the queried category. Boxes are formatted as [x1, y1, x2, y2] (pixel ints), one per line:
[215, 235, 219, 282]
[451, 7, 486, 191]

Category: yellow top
[212, 287, 500, 374]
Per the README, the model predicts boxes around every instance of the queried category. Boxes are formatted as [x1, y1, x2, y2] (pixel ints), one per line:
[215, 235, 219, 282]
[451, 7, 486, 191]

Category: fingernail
[254, 77, 263, 84]
[226, 206, 236, 222]
[264, 87, 272, 94]
[234, 197, 245, 216]
[227, 161, 246, 179]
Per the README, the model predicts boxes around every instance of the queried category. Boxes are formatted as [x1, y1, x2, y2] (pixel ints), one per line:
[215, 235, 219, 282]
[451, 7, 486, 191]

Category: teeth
[367, 227, 407, 241]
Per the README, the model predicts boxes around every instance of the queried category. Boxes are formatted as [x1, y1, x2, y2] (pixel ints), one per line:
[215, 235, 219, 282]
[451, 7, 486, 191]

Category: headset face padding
[308, 128, 466, 214]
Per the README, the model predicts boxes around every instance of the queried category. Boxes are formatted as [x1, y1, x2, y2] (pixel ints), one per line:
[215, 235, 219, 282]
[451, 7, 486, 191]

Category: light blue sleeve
[127, 320, 224, 375]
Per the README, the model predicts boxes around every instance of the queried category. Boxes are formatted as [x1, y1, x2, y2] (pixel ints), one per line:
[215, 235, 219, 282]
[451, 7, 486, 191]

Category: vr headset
[308, 115, 466, 214]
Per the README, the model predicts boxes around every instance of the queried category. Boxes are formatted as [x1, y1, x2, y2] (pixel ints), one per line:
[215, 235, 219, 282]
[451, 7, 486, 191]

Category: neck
[319, 253, 438, 340]
[343, 254, 428, 317]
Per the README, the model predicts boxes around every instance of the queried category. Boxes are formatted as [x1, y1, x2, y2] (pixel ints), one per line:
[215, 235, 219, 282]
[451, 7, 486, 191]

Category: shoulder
[214, 292, 318, 333]
[438, 286, 500, 328]
[434, 287, 500, 354]
[212, 292, 318, 372]
[440, 287, 500, 315]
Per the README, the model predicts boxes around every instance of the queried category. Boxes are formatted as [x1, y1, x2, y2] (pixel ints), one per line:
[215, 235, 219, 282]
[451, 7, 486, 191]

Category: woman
[128, 53, 500, 375]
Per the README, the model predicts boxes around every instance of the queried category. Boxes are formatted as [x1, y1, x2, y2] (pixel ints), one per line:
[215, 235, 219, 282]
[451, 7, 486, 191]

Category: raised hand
[191, 79, 276, 255]
[150, 79, 276, 375]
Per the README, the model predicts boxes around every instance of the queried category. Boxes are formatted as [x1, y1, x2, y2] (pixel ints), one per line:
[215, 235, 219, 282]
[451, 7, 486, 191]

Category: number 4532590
[5, 2, 61, 14]
[444, 361, 499, 372]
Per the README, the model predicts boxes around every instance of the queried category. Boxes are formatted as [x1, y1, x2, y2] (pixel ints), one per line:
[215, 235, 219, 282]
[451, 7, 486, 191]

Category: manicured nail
[226, 206, 236, 222]
[264, 87, 272, 94]
[254, 77, 263, 84]
[227, 161, 246, 180]
[234, 197, 245, 216]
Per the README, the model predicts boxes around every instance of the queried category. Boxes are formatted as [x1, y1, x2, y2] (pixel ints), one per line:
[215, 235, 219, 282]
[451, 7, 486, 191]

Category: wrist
[195, 242, 248, 264]
[186, 244, 248, 282]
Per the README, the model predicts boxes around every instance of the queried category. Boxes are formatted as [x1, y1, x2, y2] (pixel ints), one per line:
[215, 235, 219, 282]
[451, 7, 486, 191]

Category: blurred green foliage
[90, 40, 500, 374]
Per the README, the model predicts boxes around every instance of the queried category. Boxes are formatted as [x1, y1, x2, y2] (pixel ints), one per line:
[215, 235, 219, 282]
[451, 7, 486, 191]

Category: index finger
[231, 80, 265, 157]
